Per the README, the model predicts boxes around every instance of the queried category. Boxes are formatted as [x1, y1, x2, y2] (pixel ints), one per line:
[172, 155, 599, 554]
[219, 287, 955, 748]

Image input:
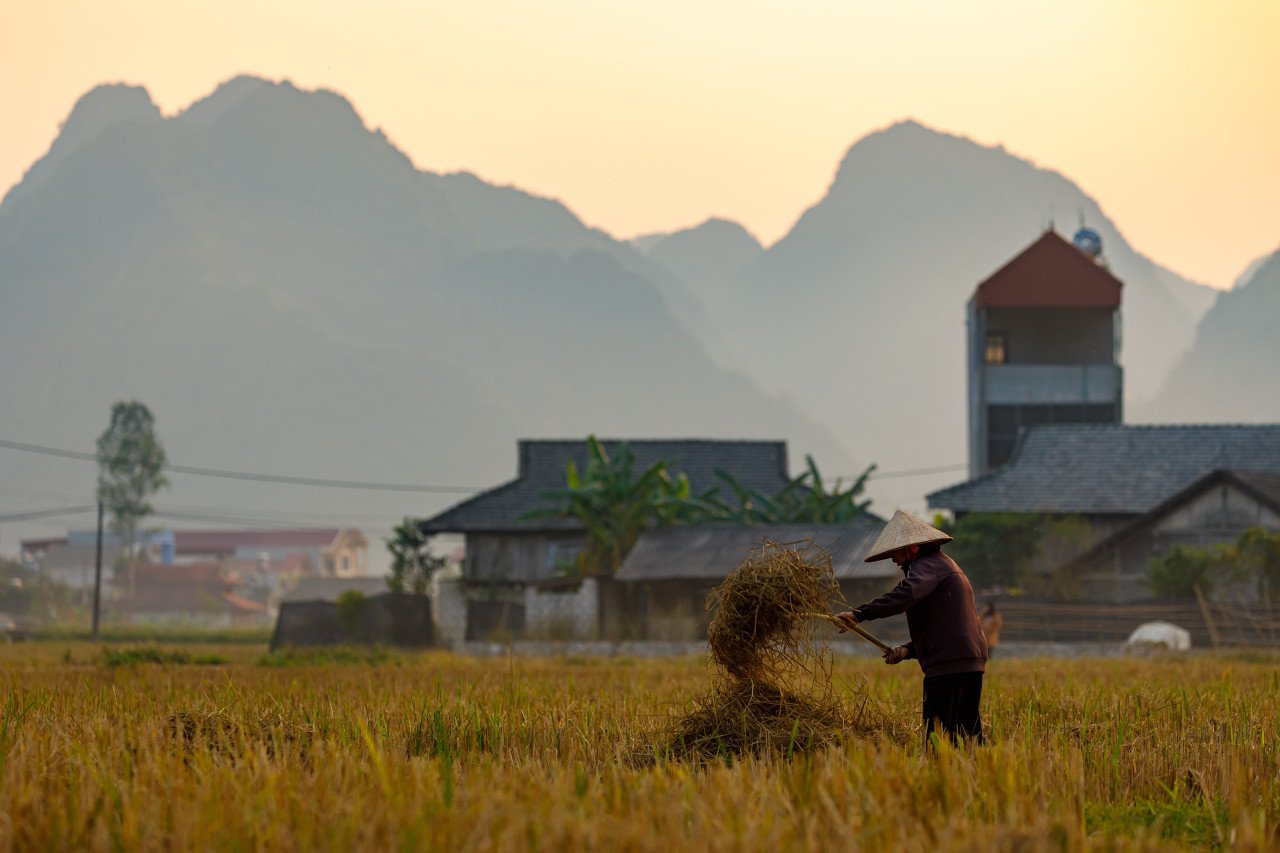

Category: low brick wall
[452, 639, 1213, 660]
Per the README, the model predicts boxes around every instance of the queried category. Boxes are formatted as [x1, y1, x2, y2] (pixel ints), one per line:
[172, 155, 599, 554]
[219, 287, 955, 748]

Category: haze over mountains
[1140, 249, 1280, 422]
[0, 75, 1270, 550]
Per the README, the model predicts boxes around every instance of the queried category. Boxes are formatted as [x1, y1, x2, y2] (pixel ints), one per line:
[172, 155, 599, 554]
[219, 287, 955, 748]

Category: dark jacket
[853, 549, 987, 677]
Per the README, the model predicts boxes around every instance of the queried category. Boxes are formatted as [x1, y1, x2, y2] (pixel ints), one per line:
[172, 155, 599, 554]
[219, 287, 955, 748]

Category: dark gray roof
[421, 439, 791, 533]
[1232, 470, 1280, 509]
[928, 424, 1280, 515]
[615, 521, 896, 582]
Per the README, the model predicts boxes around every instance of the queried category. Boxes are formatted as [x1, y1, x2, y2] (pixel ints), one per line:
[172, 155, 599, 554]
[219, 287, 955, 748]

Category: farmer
[835, 510, 987, 745]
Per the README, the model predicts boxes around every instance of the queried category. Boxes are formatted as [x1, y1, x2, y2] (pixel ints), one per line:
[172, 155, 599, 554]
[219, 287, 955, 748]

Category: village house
[1054, 468, 1280, 602]
[615, 522, 906, 643]
[419, 439, 797, 641]
[928, 225, 1280, 605]
[928, 423, 1280, 601]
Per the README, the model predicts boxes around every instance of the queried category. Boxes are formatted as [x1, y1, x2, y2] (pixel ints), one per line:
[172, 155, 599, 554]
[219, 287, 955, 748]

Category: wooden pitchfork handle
[804, 612, 893, 654]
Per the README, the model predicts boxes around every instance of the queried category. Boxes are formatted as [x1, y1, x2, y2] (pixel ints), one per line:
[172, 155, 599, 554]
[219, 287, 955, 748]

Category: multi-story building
[966, 228, 1123, 477]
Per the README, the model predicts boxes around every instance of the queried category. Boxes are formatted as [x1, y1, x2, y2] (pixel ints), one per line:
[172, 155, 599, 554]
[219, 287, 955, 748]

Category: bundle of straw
[647, 540, 892, 763]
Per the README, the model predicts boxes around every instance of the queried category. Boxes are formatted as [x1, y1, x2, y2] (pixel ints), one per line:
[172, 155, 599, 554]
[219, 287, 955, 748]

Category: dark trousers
[922, 672, 984, 746]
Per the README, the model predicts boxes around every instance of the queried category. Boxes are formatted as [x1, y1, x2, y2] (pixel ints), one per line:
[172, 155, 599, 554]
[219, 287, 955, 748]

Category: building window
[547, 541, 585, 575]
[984, 332, 1007, 364]
[341, 555, 350, 574]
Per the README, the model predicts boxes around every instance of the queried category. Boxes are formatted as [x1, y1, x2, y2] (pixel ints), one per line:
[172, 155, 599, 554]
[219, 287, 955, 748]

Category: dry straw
[648, 540, 896, 763]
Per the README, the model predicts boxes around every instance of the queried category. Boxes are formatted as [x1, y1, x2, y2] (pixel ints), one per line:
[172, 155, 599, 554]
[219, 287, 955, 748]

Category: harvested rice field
[2, 643, 1278, 851]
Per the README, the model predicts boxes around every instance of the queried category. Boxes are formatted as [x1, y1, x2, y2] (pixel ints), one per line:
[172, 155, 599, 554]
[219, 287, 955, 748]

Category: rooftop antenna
[1048, 204, 1055, 232]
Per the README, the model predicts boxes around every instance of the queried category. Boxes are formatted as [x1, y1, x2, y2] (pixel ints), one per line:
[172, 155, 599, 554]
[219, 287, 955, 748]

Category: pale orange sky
[2, 0, 1277, 288]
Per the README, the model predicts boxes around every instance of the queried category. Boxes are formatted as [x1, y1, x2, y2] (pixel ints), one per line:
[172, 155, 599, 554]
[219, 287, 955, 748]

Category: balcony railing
[982, 363, 1121, 405]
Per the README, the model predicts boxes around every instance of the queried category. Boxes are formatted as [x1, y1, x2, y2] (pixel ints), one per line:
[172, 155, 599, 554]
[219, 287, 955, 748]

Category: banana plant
[521, 437, 722, 574]
[712, 456, 875, 523]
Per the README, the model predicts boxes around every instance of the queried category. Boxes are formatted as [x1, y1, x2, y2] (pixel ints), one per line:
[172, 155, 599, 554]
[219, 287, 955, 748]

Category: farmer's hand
[882, 645, 910, 665]
[834, 611, 859, 633]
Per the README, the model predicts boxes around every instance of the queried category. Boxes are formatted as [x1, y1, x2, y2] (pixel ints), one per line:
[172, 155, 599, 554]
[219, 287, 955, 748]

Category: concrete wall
[525, 577, 599, 640]
[640, 581, 715, 641]
[433, 578, 468, 646]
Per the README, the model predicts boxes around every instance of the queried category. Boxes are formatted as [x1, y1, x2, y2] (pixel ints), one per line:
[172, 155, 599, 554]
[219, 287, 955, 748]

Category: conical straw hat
[863, 510, 953, 562]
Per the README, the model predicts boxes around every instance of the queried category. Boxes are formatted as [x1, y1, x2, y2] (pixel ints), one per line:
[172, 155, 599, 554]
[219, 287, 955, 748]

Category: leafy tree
[935, 512, 1044, 590]
[1146, 544, 1230, 598]
[336, 590, 367, 639]
[386, 518, 446, 595]
[520, 437, 719, 574]
[1219, 526, 1280, 603]
[96, 401, 168, 596]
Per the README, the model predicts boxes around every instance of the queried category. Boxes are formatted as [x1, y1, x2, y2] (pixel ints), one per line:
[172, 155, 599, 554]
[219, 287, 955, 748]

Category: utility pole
[92, 500, 103, 641]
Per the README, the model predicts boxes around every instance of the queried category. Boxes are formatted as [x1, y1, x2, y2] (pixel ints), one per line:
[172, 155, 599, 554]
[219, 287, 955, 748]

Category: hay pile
[168, 710, 314, 763]
[649, 541, 870, 763]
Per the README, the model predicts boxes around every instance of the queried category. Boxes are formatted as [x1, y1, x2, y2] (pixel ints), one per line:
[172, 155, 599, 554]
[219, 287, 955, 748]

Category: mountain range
[0, 75, 1271, 550]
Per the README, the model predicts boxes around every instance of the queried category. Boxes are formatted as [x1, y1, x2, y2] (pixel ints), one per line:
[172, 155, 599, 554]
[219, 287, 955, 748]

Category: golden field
[1, 643, 1277, 851]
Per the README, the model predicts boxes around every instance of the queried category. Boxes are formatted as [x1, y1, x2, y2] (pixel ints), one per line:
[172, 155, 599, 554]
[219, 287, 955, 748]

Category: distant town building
[108, 561, 267, 628]
[966, 229, 1123, 478]
[21, 526, 371, 619]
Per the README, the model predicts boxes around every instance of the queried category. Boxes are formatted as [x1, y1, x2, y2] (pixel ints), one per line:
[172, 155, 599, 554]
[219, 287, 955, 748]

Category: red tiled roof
[221, 553, 313, 576]
[222, 592, 268, 613]
[113, 562, 226, 585]
[973, 230, 1122, 309]
[174, 529, 340, 554]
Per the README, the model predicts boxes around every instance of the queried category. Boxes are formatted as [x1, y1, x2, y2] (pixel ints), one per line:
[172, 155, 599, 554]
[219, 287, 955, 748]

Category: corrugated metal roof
[973, 230, 1122, 309]
[421, 439, 792, 533]
[615, 521, 896, 582]
[928, 424, 1280, 514]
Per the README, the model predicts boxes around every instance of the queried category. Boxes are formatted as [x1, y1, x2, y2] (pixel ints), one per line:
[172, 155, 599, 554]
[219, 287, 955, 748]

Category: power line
[866, 463, 968, 480]
[0, 437, 483, 494]
[0, 505, 97, 523]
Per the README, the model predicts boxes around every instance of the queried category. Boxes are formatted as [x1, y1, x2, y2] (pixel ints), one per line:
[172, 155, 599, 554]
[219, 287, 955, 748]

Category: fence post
[1193, 584, 1220, 650]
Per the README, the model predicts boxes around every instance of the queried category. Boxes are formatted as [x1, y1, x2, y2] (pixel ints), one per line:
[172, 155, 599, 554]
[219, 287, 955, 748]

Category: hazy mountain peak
[178, 75, 368, 138]
[686, 217, 763, 247]
[635, 217, 762, 252]
[177, 74, 276, 126]
[66, 82, 160, 129]
[3, 83, 161, 204]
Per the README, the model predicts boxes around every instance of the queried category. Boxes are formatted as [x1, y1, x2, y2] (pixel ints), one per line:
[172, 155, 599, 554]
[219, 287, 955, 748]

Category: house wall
[326, 531, 370, 577]
[983, 307, 1115, 364]
[1072, 484, 1280, 603]
[525, 578, 599, 640]
[121, 610, 235, 629]
[464, 532, 587, 584]
[433, 578, 467, 646]
[637, 581, 716, 641]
